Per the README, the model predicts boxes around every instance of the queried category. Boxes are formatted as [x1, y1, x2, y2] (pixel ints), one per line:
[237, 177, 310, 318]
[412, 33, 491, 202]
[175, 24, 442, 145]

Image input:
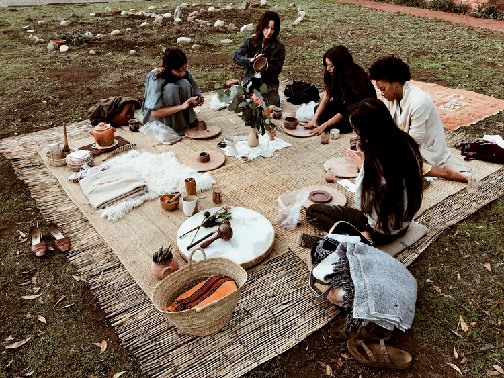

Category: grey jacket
[233, 35, 286, 91]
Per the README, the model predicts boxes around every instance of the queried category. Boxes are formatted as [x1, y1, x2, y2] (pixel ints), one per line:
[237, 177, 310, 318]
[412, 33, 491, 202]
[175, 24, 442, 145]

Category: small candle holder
[321, 132, 330, 144]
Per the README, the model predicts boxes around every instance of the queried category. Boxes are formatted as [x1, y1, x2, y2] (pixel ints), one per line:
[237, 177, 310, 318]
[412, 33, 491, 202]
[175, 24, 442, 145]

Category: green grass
[1, 0, 504, 376]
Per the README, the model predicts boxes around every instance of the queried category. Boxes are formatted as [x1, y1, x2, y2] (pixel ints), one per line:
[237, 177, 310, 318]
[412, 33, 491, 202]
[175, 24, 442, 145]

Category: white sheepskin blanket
[98, 150, 214, 221]
[234, 134, 291, 161]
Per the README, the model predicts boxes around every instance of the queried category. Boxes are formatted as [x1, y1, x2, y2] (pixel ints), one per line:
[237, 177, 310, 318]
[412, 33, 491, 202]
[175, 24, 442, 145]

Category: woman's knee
[176, 79, 192, 96]
[163, 83, 181, 106]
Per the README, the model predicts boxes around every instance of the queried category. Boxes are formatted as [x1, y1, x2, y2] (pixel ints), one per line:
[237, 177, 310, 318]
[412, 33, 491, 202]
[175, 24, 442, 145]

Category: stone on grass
[47, 41, 58, 50]
[90, 13, 96, 16]
[110, 29, 121, 36]
[260, 0, 267, 5]
[192, 44, 203, 50]
[214, 20, 224, 28]
[180, 2, 189, 7]
[27, 29, 35, 33]
[129, 50, 137, 55]
[163, 12, 172, 18]
[240, 0, 249, 10]
[125, 27, 132, 31]
[187, 16, 195, 22]
[148, 5, 156, 10]
[84, 31, 93, 38]
[121, 11, 130, 16]
[37, 20, 45, 25]
[226, 23, 237, 31]
[140, 21, 149, 27]
[208, 6, 216, 12]
[221, 39, 233, 44]
[174, 6, 182, 20]
[105, 6, 112, 13]
[59, 45, 69, 52]
[240, 23, 253, 32]
[34, 36, 45, 43]
[154, 15, 164, 25]
[89, 49, 96, 55]
[96, 33, 105, 38]
[60, 20, 71, 26]
[177, 37, 192, 44]
[199, 7, 207, 13]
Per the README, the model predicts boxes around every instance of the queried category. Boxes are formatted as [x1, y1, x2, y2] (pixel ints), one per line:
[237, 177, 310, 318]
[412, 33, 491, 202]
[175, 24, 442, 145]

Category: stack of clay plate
[65, 150, 93, 171]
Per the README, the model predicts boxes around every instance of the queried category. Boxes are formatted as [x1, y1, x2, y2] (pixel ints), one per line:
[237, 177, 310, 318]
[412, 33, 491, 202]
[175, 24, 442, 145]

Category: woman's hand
[309, 124, 327, 136]
[250, 53, 264, 63]
[304, 118, 317, 130]
[343, 147, 364, 169]
[151, 66, 164, 74]
[184, 96, 199, 108]
[195, 95, 204, 106]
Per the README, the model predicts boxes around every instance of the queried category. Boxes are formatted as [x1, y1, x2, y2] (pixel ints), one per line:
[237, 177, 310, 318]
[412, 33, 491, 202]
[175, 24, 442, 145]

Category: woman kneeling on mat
[305, 45, 376, 135]
[142, 48, 204, 135]
[369, 56, 468, 182]
[307, 98, 423, 245]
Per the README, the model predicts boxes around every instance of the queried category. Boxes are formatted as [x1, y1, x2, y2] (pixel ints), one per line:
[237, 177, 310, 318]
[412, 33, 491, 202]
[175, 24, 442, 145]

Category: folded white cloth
[80, 166, 148, 209]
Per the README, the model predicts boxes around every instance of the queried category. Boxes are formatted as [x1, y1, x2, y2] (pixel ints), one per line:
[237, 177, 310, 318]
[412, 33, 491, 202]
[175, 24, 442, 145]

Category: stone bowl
[283, 116, 298, 130]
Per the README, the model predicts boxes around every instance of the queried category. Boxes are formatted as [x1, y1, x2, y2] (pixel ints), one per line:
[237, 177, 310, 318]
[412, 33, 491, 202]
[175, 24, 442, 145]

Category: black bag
[455, 140, 504, 164]
[284, 80, 320, 105]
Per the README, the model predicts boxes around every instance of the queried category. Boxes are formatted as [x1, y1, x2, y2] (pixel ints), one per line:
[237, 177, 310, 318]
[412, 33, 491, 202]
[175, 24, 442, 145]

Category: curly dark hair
[349, 98, 423, 234]
[369, 56, 411, 84]
[254, 11, 281, 46]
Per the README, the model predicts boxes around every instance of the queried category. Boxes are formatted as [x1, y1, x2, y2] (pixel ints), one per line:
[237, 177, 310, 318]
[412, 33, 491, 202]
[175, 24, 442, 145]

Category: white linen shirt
[383, 82, 450, 167]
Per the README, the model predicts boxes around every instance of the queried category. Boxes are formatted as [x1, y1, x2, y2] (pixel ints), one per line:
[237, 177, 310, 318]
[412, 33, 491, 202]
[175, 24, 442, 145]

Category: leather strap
[380, 339, 391, 364]
[31, 241, 47, 257]
[359, 340, 376, 362]
[54, 237, 71, 252]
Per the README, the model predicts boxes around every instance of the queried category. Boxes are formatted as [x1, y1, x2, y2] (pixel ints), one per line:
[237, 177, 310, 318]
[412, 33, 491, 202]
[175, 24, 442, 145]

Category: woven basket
[152, 249, 247, 336]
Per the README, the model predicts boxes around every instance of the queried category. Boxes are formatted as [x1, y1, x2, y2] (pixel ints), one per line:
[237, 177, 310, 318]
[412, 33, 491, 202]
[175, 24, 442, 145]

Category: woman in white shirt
[369, 56, 468, 182]
[306, 98, 423, 245]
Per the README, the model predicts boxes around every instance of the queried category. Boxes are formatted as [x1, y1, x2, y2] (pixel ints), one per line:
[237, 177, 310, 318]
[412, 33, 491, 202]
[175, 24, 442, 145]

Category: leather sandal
[28, 225, 47, 257]
[331, 318, 392, 341]
[48, 222, 71, 252]
[347, 339, 412, 369]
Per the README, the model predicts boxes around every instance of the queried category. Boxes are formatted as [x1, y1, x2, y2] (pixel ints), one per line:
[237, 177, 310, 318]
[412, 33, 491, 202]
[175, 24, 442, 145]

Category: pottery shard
[110, 29, 121, 36]
[177, 37, 192, 44]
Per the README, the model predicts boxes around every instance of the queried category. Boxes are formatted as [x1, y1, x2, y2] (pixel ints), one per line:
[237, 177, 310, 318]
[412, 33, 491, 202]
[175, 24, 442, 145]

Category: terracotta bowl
[197, 152, 211, 163]
[250, 2, 260, 7]
[160, 193, 180, 211]
[253, 56, 268, 72]
[50, 39, 67, 46]
[283, 116, 298, 130]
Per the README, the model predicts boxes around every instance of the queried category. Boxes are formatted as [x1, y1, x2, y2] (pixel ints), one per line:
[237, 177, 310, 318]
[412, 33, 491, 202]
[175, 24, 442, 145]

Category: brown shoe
[28, 225, 47, 257]
[347, 339, 412, 369]
[331, 318, 392, 341]
[48, 222, 71, 252]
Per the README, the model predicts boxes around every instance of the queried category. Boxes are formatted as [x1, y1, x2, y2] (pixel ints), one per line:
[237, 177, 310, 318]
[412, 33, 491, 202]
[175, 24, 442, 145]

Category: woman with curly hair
[307, 98, 423, 245]
[233, 11, 285, 106]
[369, 56, 468, 182]
[305, 45, 376, 135]
[142, 48, 204, 135]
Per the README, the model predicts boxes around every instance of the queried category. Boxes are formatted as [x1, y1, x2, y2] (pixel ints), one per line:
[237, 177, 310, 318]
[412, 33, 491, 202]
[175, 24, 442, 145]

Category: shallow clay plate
[185, 125, 222, 139]
[309, 190, 333, 203]
[323, 156, 359, 178]
[183, 150, 226, 172]
[301, 184, 347, 207]
[282, 123, 314, 138]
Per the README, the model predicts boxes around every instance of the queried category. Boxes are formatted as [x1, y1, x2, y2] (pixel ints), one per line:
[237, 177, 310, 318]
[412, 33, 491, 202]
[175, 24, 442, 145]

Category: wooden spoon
[200, 222, 233, 248]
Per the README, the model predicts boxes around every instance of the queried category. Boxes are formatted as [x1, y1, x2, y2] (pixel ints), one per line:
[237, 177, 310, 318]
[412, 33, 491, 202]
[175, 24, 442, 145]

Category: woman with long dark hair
[307, 98, 423, 245]
[305, 45, 376, 135]
[369, 56, 468, 182]
[233, 11, 285, 106]
[142, 48, 204, 135]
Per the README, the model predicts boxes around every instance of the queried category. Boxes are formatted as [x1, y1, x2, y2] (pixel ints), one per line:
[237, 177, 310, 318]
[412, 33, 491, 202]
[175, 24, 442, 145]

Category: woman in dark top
[307, 98, 423, 245]
[142, 48, 204, 135]
[233, 11, 286, 106]
[306, 45, 376, 135]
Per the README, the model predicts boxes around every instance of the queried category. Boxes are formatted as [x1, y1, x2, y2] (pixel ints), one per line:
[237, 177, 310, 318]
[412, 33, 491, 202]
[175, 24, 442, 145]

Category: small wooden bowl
[283, 116, 298, 130]
[160, 193, 179, 211]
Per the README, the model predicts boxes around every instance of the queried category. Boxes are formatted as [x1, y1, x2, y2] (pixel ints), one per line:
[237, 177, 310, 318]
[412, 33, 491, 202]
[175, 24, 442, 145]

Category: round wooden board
[183, 150, 226, 172]
[177, 207, 275, 269]
[301, 185, 347, 207]
[282, 123, 314, 138]
[323, 156, 359, 178]
[185, 125, 221, 139]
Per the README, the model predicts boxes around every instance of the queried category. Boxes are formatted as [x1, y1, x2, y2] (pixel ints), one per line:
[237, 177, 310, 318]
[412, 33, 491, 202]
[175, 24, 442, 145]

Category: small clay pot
[128, 118, 140, 132]
[253, 56, 268, 72]
[151, 259, 179, 280]
[283, 116, 298, 130]
[197, 152, 211, 163]
[250, 2, 260, 7]
[196, 120, 207, 131]
[160, 193, 180, 211]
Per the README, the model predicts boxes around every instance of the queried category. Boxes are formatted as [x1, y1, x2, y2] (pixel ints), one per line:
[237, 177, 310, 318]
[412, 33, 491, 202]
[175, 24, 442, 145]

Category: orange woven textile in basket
[163, 275, 238, 313]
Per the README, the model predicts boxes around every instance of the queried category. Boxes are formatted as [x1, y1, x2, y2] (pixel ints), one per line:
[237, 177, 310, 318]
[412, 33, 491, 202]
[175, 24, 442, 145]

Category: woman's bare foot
[426, 164, 469, 183]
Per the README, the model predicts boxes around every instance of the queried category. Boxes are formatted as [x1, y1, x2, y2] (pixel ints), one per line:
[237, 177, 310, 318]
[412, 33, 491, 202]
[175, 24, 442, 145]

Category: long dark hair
[253, 11, 280, 47]
[157, 48, 188, 83]
[349, 98, 423, 234]
[323, 45, 374, 104]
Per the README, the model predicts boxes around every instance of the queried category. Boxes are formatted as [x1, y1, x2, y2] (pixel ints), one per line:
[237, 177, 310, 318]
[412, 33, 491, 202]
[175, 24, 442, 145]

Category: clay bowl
[309, 190, 333, 204]
[197, 151, 211, 163]
[196, 120, 207, 131]
[253, 56, 268, 73]
[250, 2, 260, 7]
[283, 116, 298, 130]
[50, 39, 67, 46]
[160, 193, 180, 211]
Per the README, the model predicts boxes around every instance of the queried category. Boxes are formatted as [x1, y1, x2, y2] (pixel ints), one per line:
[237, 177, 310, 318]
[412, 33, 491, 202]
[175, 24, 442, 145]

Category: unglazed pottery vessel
[151, 258, 179, 280]
[90, 122, 115, 147]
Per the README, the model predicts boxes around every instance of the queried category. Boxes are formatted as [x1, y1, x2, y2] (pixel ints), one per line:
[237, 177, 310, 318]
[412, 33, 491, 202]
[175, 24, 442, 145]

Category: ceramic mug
[184, 178, 197, 195]
[330, 129, 340, 140]
[182, 195, 199, 216]
[48, 142, 63, 159]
